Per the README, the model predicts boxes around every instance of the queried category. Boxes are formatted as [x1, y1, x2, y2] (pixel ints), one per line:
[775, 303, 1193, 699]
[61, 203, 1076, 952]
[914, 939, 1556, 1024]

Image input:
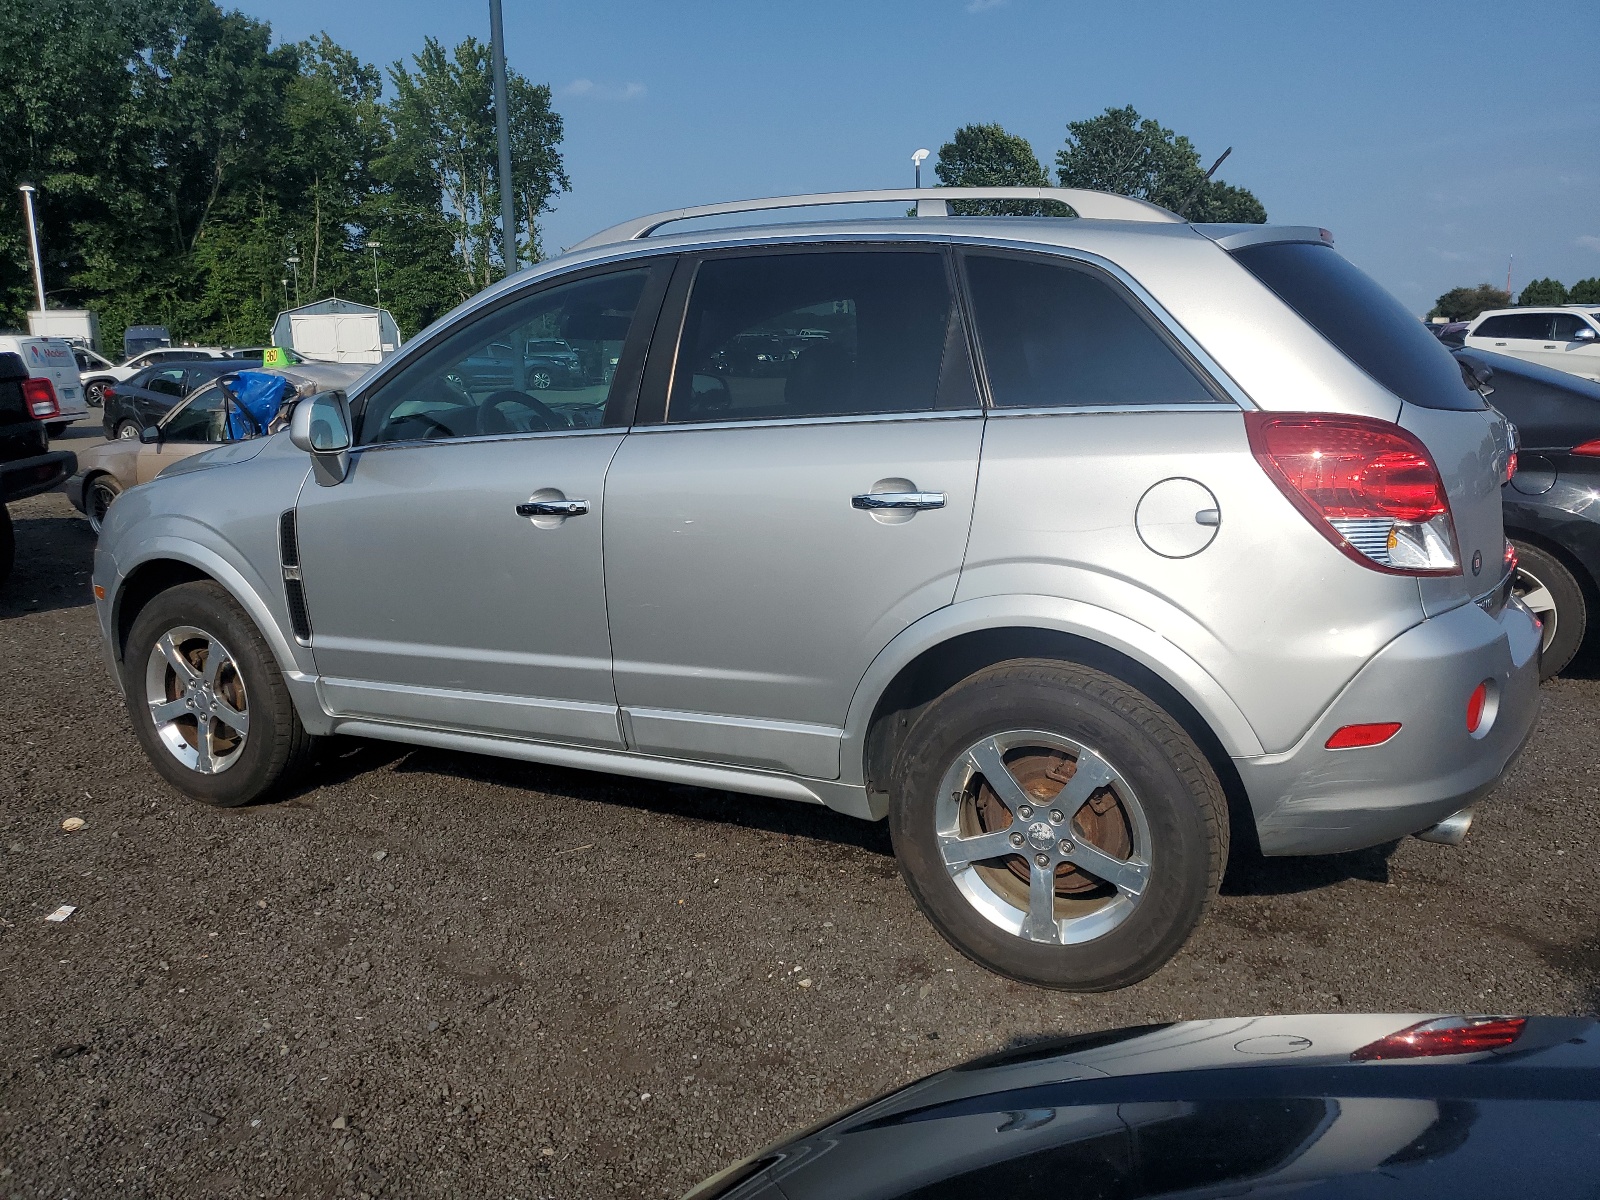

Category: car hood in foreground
[685, 1014, 1600, 1200]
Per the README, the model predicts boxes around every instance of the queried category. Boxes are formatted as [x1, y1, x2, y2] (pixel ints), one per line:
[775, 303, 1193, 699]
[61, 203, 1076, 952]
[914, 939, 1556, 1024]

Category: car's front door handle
[851, 491, 946, 511]
[516, 499, 590, 517]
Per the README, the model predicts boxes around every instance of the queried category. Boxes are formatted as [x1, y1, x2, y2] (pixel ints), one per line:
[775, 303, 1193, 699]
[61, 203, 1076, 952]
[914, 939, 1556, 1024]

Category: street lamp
[281, 278, 289, 307]
[911, 148, 931, 190]
[17, 183, 46, 314]
[367, 241, 383, 308]
[286, 254, 301, 305]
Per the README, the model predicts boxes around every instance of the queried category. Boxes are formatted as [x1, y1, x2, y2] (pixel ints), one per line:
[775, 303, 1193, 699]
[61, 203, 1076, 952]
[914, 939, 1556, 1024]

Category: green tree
[1429, 284, 1510, 321]
[1517, 277, 1569, 306]
[933, 123, 1062, 215]
[1054, 105, 1266, 222]
[1572, 278, 1600, 304]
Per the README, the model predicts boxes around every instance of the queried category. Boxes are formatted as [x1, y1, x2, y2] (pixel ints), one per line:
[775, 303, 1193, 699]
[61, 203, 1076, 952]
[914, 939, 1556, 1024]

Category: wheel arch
[843, 598, 1263, 849]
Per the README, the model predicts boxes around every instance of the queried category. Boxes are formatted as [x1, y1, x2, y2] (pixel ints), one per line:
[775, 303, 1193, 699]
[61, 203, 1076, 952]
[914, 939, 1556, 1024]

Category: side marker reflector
[1325, 722, 1402, 750]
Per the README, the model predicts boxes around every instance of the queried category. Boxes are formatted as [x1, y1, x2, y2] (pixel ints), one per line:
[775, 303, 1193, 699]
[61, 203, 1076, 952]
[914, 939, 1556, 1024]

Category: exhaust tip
[1415, 807, 1474, 846]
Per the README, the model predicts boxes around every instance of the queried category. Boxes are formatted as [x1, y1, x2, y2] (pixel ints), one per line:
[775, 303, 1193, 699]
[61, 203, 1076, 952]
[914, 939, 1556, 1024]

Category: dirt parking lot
[3, 430, 1598, 1199]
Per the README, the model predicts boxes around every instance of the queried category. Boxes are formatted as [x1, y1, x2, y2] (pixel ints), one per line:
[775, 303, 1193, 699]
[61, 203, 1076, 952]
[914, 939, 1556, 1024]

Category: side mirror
[290, 391, 353, 486]
[139, 425, 161, 444]
[1574, 327, 1598, 343]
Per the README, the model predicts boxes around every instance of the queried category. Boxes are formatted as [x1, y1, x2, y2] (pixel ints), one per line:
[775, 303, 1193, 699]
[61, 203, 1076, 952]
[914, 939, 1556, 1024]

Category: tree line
[1, 0, 568, 352]
[1430, 277, 1600, 323]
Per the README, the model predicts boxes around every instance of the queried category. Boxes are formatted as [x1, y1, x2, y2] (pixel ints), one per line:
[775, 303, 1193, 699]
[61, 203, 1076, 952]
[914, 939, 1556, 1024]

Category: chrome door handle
[516, 499, 589, 517]
[851, 491, 945, 511]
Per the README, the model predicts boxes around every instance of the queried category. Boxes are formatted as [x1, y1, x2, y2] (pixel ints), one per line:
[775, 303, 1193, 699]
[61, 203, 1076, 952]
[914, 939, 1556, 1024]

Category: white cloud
[966, 0, 1006, 10]
[560, 78, 646, 101]
[1578, 234, 1600, 254]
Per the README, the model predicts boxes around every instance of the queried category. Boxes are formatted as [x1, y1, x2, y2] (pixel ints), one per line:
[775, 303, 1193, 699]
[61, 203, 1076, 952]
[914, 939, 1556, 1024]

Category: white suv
[1463, 305, 1600, 381]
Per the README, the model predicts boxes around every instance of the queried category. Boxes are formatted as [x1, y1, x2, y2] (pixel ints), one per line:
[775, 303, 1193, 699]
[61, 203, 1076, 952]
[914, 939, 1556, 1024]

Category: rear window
[1233, 241, 1483, 411]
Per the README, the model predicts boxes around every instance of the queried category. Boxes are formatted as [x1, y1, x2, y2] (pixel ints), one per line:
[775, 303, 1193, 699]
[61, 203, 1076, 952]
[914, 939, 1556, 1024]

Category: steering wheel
[405, 412, 458, 440]
[483, 389, 568, 433]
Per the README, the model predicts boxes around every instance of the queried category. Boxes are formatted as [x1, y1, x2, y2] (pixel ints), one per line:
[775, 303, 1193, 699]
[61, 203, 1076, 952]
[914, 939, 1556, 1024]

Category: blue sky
[251, 0, 1598, 314]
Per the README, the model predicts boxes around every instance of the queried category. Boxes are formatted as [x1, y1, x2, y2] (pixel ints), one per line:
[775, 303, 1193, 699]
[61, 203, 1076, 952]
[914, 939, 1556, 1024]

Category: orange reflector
[1325, 722, 1402, 750]
[92, 584, 106, 600]
[1467, 682, 1488, 733]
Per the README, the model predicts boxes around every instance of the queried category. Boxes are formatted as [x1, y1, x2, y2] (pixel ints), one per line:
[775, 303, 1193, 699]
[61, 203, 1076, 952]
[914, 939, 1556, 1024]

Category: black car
[686, 1014, 1600, 1200]
[1455, 347, 1600, 676]
[100, 359, 238, 440]
[0, 352, 77, 587]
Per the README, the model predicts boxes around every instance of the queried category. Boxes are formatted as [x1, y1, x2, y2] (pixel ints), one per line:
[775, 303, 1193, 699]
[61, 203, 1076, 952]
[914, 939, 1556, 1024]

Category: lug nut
[1059, 839, 1074, 854]
[1009, 832, 1024, 848]
[1034, 854, 1050, 868]
[1049, 809, 1064, 824]
[1018, 805, 1034, 819]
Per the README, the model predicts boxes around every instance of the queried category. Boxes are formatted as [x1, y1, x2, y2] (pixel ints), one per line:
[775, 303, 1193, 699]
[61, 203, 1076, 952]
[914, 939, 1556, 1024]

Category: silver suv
[92, 188, 1541, 990]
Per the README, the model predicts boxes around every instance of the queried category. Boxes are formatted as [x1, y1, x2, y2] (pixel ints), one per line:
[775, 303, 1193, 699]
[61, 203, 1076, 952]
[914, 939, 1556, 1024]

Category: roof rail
[567, 187, 1182, 251]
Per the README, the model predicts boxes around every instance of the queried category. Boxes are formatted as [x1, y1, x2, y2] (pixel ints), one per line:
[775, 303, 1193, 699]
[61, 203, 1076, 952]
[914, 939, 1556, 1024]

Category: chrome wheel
[116, 421, 141, 440]
[86, 479, 119, 534]
[935, 729, 1151, 946]
[1514, 563, 1558, 654]
[143, 625, 250, 774]
[529, 369, 554, 391]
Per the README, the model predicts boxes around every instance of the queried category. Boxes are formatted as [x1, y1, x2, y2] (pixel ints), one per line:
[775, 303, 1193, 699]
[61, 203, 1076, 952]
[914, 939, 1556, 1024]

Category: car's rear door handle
[516, 499, 589, 517]
[852, 491, 946, 511]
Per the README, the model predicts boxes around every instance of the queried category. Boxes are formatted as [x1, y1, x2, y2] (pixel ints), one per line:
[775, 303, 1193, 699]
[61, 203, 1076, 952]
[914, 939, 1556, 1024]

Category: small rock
[331, 1115, 348, 1130]
[197, 1111, 222, 1129]
[51, 1044, 89, 1061]
[426, 1020, 440, 1032]
[798, 979, 813, 989]
[256, 900, 267, 909]
[822, 921, 834, 928]
[540, 1147, 555, 1157]
[7, 842, 24, 853]
[60, 817, 86, 833]
[372, 850, 388, 862]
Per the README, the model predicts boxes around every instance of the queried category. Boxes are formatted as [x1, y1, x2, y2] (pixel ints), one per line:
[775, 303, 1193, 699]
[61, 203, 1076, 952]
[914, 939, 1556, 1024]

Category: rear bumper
[1, 449, 76, 504]
[1235, 592, 1542, 856]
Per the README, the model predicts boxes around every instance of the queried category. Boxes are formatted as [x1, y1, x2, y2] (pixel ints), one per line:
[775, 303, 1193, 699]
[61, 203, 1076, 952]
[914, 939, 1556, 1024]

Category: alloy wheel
[1514, 563, 1558, 653]
[143, 625, 251, 774]
[116, 421, 141, 440]
[86, 480, 118, 534]
[934, 729, 1151, 946]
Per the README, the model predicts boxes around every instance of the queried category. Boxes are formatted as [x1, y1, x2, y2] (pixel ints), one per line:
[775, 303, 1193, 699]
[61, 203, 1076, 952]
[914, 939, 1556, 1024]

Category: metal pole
[489, 0, 518, 277]
[369, 242, 383, 307]
[18, 184, 46, 313]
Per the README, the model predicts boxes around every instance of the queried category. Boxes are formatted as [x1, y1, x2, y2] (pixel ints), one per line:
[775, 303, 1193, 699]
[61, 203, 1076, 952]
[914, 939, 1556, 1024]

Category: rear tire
[115, 420, 142, 440]
[0, 506, 13, 588]
[1512, 540, 1585, 678]
[889, 659, 1227, 991]
[124, 581, 314, 806]
[86, 380, 106, 406]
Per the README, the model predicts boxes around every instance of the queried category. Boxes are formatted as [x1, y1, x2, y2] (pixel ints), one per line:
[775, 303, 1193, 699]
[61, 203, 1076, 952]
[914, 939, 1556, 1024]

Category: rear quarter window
[1233, 241, 1483, 412]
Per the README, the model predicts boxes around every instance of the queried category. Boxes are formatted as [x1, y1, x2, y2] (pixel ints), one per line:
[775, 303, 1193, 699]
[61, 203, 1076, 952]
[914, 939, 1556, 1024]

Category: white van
[0, 335, 87, 433]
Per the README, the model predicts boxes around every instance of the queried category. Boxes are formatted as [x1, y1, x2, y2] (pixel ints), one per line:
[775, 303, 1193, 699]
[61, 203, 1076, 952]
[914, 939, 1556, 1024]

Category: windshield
[1232, 241, 1484, 412]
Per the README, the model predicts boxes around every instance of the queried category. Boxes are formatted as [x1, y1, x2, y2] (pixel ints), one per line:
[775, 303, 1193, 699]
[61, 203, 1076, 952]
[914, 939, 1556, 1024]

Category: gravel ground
[3, 436, 1597, 1198]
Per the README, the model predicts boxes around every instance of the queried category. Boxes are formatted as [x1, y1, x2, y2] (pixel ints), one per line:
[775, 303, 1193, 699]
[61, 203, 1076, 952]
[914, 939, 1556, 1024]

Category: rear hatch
[13, 337, 86, 417]
[1227, 237, 1509, 616]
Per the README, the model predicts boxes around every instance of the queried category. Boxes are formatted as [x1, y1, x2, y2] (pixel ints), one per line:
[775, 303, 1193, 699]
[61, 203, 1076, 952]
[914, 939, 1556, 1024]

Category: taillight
[1350, 1016, 1525, 1061]
[1245, 412, 1460, 575]
[1574, 439, 1600, 457]
[1503, 540, 1517, 575]
[22, 377, 59, 420]
[101, 386, 116, 400]
[1325, 722, 1402, 749]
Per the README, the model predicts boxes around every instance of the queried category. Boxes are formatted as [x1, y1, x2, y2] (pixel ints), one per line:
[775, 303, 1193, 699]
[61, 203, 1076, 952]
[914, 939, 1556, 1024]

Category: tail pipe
[1415, 807, 1474, 846]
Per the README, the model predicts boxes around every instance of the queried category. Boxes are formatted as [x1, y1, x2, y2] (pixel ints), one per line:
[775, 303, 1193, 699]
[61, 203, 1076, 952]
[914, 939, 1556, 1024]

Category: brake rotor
[162, 639, 245, 758]
[971, 746, 1132, 897]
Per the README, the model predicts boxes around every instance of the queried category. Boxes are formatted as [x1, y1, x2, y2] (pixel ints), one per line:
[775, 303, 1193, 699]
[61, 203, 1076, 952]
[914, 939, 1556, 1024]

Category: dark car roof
[692, 1015, 1600, 1200]
[129, 359, 237, 385]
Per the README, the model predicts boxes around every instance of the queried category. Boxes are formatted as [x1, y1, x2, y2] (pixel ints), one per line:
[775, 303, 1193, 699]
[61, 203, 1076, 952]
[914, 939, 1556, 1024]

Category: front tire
[115, 419, 142, 440]
[1512, 540, 1585, 678]
[889, 659, 1227, 991]
[124, 581, 314, 806]
[84, 474, 122, 534]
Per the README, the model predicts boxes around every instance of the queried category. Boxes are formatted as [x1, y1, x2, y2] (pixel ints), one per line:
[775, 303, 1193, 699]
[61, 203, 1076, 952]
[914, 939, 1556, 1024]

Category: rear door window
[963, 253, 1215, 409]
[1233, 241, 1482, 411]
[666, 250, 965, 423]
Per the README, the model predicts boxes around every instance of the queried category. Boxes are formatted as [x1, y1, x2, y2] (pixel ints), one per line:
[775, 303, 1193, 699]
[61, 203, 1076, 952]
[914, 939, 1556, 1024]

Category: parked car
[69, 362, 365, 533]
[683, 1013, 1600, 1200]
[81, 345, 247, 407]
[92, 187, 1539, 990]
[1427, 319, 1470, 347]
[1455, 346, 1600, 676]
[1463, 305, 1600, 382]
[100, 360, 240, 440]
[0, 352, 76, 586]
[0, 334, 88, 435]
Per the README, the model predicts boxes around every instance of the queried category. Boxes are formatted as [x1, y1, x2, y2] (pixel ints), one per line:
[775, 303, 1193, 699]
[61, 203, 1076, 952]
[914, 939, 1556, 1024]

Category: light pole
[912, 148, 931, 189]
[287, 254, 301, 305]
[17, 183, 46, 314]
[489, 0, 517, 277]
[367, 242, 383, 308]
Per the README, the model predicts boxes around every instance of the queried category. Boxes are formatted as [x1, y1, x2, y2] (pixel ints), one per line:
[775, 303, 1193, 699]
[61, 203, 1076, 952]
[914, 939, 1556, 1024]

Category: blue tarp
[225, 370, 292, 440]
